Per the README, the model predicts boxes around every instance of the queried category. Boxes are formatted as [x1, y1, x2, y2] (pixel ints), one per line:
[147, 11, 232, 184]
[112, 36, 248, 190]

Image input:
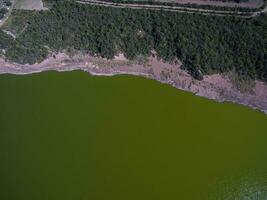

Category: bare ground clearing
[14, 0, 46, 10]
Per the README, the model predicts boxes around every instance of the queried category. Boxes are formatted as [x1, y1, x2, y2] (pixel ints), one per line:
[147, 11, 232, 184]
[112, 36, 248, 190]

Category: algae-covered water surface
[0, 71, 267, 200]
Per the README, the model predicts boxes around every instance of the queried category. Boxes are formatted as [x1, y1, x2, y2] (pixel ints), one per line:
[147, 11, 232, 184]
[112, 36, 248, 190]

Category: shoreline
[0, 52, 267, 115]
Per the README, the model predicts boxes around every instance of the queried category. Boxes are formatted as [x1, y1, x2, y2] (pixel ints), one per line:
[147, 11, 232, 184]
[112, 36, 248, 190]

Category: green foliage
[5, 44, 48, 64]
[0, 7, 8, 19]
[4, 0, 12, 7]
[2, 1, 267, 81]
[2, 10, 36, 36]
[0, 29, 14, 50]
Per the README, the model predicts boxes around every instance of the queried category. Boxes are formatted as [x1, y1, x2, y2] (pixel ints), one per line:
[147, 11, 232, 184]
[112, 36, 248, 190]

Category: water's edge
[0, 53, 266, 115]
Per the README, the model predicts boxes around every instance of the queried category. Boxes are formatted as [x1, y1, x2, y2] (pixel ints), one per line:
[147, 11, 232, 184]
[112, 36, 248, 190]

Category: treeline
[2, 1, 267, 81]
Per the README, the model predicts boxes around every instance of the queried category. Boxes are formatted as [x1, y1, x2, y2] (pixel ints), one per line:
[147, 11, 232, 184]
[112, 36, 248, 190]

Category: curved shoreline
[0, 53, 267, 115]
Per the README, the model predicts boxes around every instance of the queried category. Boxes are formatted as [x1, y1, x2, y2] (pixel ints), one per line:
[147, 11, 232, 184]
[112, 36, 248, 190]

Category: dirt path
[2, 29, 16, 38]
[252, 2, 267, 16]
[77, 0, 267, 18]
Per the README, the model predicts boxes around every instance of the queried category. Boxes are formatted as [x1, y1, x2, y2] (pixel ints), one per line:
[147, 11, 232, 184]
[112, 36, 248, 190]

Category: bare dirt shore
[0, 52, 267, 114]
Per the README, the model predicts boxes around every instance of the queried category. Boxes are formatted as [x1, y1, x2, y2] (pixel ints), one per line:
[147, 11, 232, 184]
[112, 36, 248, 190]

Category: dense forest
[0, 29, 14, 49]
[0, 0, 266, 81]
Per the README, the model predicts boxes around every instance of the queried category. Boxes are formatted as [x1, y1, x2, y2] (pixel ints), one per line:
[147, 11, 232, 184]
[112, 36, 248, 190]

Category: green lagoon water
[0, 71, 267, 200]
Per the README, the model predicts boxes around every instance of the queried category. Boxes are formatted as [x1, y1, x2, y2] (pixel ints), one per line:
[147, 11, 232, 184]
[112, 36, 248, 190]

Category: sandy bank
[0, 52, 267, 114]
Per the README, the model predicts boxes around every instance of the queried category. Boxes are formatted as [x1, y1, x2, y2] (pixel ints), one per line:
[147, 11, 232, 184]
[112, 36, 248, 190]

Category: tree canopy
[1, 1, 266, 81]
